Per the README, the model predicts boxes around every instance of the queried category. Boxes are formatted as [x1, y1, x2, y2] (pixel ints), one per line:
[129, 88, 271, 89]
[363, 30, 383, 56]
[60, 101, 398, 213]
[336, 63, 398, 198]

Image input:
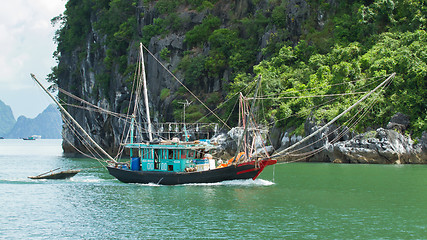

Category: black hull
[107, 159, 276, 185]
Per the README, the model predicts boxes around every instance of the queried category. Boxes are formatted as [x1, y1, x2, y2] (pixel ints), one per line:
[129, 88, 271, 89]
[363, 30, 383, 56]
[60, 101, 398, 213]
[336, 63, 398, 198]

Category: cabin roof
[125, 143, 216, 150]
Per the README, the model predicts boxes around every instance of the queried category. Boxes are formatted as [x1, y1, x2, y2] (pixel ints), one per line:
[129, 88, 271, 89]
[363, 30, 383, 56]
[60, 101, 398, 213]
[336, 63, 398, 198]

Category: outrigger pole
[30, 74, 117, 163]
[271, 72, 396, 159]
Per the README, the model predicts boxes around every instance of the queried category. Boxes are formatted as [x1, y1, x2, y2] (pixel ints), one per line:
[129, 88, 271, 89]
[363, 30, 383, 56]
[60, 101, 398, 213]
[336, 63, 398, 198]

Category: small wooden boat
[28, 168, 81, 180]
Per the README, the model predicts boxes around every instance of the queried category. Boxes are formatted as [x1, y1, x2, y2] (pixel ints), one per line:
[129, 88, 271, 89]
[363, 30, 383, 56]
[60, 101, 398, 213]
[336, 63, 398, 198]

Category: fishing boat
[31, 43, 277, 185]
[107, 140, 276, 185]
[28, 168, 81, 180]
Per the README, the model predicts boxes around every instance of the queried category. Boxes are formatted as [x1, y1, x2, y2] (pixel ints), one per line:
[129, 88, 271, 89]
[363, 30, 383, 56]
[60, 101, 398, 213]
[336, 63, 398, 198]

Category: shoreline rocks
[214, 127, 427, 164]
[213, 113, 427, 164]
[332, 128, 422, 164]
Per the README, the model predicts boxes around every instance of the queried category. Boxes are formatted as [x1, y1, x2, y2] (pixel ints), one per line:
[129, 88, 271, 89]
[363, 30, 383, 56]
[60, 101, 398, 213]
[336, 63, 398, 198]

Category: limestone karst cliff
[51, 0, 426, 160]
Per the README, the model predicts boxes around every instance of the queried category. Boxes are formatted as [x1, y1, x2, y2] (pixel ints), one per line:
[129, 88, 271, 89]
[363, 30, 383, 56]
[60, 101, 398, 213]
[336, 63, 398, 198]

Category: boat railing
[152, 122, 218, 133]
[131, 122, 219, 142]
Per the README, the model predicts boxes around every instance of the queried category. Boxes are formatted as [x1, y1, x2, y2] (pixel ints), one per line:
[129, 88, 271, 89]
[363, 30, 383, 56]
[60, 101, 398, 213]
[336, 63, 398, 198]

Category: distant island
[0, 100, 16, 137]
[0, 100, 62, 139]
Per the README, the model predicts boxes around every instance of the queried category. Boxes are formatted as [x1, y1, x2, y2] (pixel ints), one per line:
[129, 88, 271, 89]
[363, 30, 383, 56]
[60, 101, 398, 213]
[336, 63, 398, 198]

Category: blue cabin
[126, 142, 215, 172]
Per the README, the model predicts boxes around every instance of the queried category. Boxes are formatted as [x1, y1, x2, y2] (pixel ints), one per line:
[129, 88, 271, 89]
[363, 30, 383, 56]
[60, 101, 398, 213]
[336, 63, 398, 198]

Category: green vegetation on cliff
[51, 0, 426, 137]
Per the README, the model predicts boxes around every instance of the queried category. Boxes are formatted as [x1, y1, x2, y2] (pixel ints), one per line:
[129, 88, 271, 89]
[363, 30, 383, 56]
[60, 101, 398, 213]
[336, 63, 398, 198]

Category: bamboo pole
[30, 74, 117, 163]
[34, 167, 61, 177]
[233, 75, 262, 164]
[271, 73, 396, 159]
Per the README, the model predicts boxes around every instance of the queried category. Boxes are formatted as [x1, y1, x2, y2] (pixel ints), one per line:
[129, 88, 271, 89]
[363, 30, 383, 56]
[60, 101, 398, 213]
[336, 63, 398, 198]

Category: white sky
[0, 0, 66, 119]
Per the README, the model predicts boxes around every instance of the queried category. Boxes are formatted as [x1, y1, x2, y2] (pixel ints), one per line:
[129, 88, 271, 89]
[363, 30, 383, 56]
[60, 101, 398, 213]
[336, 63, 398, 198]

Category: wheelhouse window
[141, 148, 152, 159]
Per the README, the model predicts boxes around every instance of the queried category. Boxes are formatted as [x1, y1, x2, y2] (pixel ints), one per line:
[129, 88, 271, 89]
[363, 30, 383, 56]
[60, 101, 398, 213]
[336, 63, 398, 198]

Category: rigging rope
[268, 73, 395, 160]
[60, 114, 109, 168]
[193, 81, 256, 129]
[58, 87, 128, 118]
[251, 91, 368, 100]
[271, 73, 395, 162]
[256, 74, 386, 98]
[262, 72, 395, 131]
[140, 44, 231, 130]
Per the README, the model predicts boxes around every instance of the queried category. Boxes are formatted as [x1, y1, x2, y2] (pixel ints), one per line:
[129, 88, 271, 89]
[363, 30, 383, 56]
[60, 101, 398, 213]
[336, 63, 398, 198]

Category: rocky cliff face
[57, 0, 336, 155]
[272, 113, 427, 163]
[332, 128, 420, 164]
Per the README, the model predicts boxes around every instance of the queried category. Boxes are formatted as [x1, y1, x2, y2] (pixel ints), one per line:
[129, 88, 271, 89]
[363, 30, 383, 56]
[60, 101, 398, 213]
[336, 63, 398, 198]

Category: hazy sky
[0, 0, 66, 119]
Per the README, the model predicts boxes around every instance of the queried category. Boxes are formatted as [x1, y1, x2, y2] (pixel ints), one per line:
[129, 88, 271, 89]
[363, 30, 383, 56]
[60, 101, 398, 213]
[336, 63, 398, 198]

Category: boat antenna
[139, 43, 153, 141]
[178, 100, 193, 142]
[30, 73, 117, 163]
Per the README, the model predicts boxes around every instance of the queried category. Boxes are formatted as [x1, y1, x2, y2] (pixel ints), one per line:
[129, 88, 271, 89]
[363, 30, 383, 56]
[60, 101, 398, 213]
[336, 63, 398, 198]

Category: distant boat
[22, 137, 36, 140]
[22, 135, 41, 140]
[0, 137, 4, 139]
[28, 168, 81, 180]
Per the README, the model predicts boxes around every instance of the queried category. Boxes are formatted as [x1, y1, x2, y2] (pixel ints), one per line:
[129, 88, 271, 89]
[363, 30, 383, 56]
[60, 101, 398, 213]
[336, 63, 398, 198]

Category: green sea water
[1, 139, 426, 239]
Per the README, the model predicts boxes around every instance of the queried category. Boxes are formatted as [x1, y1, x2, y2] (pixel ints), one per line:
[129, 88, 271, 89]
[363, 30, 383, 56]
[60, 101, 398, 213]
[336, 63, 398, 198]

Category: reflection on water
[1, 139, 427, 239]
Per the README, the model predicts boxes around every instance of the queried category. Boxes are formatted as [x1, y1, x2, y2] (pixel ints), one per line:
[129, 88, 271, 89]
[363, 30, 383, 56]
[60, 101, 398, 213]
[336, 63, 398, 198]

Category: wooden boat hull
[107, 159, 276, 185]
[28, 170, 81, 180]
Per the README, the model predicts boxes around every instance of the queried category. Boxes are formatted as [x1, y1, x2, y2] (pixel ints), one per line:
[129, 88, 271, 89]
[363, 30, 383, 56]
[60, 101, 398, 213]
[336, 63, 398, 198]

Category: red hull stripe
[237, 162, 255, 167]
[236, 168, 258, 175]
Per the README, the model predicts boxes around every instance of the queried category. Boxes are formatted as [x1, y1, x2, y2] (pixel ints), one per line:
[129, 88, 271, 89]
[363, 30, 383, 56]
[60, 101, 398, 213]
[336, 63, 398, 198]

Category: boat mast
[30, 74, 117, 163]
[140, 43, 153, 142]
[233, 75, 262, 164]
